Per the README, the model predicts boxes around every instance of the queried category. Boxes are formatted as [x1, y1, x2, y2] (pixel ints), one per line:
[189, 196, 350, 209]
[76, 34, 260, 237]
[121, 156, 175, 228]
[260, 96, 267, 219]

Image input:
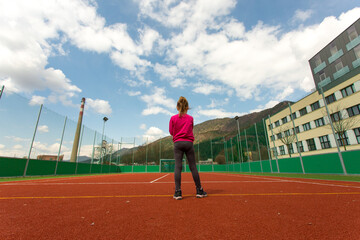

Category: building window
[311, 101, 320, 111]
[319, 72, 327, 82]
[279, 146, 285, 155]
[282, 116, 288, 124]
[330, 42, 338, 55]
[275, 120, 280, 127]
[335, 132, 349, 146]
[284, 130, 291, 137]
[303, 122, 311, 131]
[315, 117, 325, 127]
[299, 107, 308, 116]
[272, 147, 278, 157]
[296, 141, 304, 152]
[347, 104, 360, 117]
[347, 26, 358, 41]
[271, 135, 275, 141]
[314, 55, 322, 67]
[354, 128, 360, 144]
[288, 144, 294, 154]
[319, 135, 331, 149]
[330, 111, 342, 122]
[268, 124, 273, 130]
[355, 45, 360, 59]
[341, 84, 355, 97]
[293, 126, 300, 134]
[291, 112, 297, 120]
[276, 133, 282, 139]
[325, 93, 336, 104]
[306, 138, 317, 151]
[335, 59, 344, 72]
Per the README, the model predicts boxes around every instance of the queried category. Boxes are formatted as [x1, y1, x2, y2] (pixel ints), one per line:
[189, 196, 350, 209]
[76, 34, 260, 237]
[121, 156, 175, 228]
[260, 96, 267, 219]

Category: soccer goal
[159, 159, 186, 173]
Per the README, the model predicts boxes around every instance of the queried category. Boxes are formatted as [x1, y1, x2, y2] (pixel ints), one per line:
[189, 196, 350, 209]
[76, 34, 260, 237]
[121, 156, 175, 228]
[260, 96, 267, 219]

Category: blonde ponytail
[177, 96, 189, 116]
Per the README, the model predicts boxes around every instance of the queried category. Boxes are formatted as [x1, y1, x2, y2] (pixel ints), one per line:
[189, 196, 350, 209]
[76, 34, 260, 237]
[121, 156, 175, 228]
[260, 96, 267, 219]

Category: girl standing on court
[169, 96, 207, 200]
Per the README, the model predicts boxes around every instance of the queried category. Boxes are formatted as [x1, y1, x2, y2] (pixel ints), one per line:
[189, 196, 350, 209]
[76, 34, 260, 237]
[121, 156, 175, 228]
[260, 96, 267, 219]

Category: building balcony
[318, 77, 331, 88]
[333, 66, 350, 80]
[328, 49, 344, 64]
[346, 35, 360, 51]
[353, 58, 360, 69]
[313, 61, 326, 74]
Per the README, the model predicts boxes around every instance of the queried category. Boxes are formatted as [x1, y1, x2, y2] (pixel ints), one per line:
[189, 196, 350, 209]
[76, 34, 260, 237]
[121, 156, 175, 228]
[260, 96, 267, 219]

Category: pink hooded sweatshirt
[169, 114, 195, 143]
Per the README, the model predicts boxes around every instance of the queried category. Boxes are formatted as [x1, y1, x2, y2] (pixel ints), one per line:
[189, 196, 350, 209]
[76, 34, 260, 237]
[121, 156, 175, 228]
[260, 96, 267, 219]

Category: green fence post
[244, 129, 251, 172]
[255, 123, 263, 173]
[90, 131, 97, 174]
[132, 137, 135, 173]
[55, 116, 67, 175]
[268, 115, 280, 173]
[24, 104, 43, 177]
[0, 85, 4, 100]
[145, 138, 148, 173]
[75, 125, 84, 175]
[210, 138, 214, 172]
[263, 118, 273, 173]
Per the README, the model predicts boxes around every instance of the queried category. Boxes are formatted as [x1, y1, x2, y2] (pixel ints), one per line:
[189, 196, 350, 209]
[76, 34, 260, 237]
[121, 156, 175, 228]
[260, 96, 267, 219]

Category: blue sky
[1, 0, 360, 156]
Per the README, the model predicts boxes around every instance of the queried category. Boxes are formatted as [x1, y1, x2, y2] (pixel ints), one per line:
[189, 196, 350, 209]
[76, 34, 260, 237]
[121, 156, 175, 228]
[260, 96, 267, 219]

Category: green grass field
[1, 172, 360, 182]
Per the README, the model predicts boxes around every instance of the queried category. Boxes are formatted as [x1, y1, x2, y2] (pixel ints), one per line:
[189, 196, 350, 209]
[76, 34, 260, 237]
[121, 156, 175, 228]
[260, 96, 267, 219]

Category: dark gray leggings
[174, 141, 201, 190]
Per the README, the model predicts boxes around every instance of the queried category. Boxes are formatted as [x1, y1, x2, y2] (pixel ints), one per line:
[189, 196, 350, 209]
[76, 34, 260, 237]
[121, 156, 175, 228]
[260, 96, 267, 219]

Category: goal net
[159, 159, 186, 172]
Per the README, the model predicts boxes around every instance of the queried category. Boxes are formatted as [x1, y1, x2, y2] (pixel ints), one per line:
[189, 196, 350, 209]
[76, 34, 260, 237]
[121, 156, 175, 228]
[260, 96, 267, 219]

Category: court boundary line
[208, 172, 360, 189]
[1, 191, 360, 200]
[150, 173, 170, 183]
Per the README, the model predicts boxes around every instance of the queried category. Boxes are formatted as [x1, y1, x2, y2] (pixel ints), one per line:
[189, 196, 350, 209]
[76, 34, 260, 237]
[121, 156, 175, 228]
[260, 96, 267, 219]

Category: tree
[275, 125, 296, 157]
[326, 105, 359, 151]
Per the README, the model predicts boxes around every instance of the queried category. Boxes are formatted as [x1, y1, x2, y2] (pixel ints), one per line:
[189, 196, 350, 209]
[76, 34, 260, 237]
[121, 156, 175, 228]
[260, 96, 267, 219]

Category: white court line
[209, 172, 360, 190]
[0, 180, 283, 186]
[150, 173, 170, 183]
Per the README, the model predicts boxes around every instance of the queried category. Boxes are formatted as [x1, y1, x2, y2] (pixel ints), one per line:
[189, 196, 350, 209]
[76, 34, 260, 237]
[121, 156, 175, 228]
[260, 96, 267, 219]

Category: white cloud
[198, 108, 246, 119]
[0, 144, 4, 149]
[143, 126, 166, 142]
[38, 125, 49, 133]
[292, 9, 313, 23]
[207, 98, 229, 108]
[193, 83, 226, 95]
[29, 95, 46, 106]
[5, 136, 29, 142]
[138, 1, 360, 101]
[127, 90, 141, 96]
[140, 124, 147, 130]
[140, 87, 176, 115]
[13, 144, 23, 149]
[250, 100, 280, 113]
[170, 78, 187, 88]
[276, 86, 294, 101]
[86, 98, 112, 115]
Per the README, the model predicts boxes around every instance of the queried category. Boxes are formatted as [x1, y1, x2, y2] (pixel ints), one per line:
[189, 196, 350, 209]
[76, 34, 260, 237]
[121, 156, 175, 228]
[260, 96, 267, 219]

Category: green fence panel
[90, 164, 101, 174]
[213, 164, 227, 172]
[146, 165, 160, 172]
[133, 165, 146, 172]
[278, 157, 303, 173]
[261, 160, 272, 173]
[233, 163, 240, 172]
[109, 165, 119, 173]
[26, 159, 56, 176]
[199, 165, 213, 172]
[271, 160, 279, 172]
[101, 165, 110, 173]
[120, 166, 133, 173]
[342, 150, 360, 174]
[0, 157, 26, 177]
[250, 161, 262, 172]
[76, 163, 91, 174]
[57, 161, 76, 175]
[241, 162, 250, 172]
[302, 153, 343, 174]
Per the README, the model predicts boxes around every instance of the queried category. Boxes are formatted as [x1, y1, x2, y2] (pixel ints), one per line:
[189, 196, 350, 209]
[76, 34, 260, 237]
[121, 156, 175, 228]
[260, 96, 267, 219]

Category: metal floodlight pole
[55, 116, 67, 175]
[100, 117, 108, 173]
[263, 118, 273, 173]
[254, 123, 263, 173]
[268, 115, 280, 173]
[230, 138, 234, 171]
[90, 131, 97, 174]
[288, 103, 305, 174]
[24, 104, 43, 177]
[320, 87, 347, 175]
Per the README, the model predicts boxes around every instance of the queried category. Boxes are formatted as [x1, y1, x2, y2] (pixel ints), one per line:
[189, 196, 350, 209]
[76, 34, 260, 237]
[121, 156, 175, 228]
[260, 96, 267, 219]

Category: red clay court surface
[1, 173, 360, 240]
